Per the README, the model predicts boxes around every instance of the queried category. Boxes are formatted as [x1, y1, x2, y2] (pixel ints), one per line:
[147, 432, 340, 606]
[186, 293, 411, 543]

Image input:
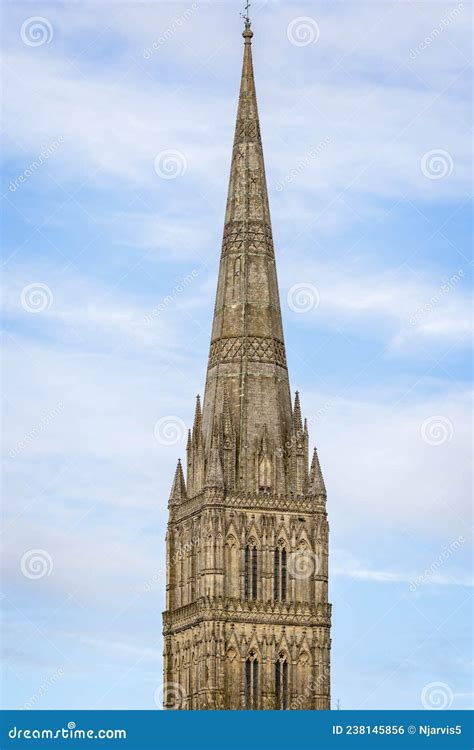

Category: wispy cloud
[333, 549, 473, 587]
[2, 0, 471, 712]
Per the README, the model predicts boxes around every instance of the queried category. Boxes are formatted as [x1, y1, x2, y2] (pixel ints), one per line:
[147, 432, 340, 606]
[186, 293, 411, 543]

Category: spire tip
[241, 1, 253, 40]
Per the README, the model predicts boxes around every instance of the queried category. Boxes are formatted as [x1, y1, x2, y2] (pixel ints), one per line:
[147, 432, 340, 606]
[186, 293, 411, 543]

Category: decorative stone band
[172, 491, 325, 523]
[163, 597, 332, 633]
[221, 220, 274, 258]
[209, 335, 287, 369]
[234, 117, 261, 143]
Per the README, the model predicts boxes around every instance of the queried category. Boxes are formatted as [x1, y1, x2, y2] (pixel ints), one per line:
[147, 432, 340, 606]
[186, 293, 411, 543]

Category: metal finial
[241, 1, 253, 41]
[240, 0, 251, 25]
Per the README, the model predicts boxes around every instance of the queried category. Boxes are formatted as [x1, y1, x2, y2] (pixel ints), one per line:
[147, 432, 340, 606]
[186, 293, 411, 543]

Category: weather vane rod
[240, 0, 251, 25]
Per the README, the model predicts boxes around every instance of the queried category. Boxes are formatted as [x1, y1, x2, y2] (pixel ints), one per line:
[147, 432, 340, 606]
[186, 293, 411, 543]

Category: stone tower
[162, 19, 331, 710]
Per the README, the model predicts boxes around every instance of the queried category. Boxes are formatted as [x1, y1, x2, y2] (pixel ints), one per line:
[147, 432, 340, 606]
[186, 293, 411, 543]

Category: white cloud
[302, 386, 471, 537]
[332, 549, 473, 587]
[282, 257, 472, 350]
[3, 0, 471, 212]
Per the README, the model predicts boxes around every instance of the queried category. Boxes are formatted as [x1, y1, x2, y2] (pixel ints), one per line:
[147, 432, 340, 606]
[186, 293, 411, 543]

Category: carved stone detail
[222, 220, 274, 258]
[235, 118, 261, 142]
[209, 336, 287, 369]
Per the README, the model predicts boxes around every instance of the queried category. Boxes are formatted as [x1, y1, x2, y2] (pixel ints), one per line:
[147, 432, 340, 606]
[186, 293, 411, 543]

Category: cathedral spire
[163, 19, 331, 711]
[201, 18, 292, 491]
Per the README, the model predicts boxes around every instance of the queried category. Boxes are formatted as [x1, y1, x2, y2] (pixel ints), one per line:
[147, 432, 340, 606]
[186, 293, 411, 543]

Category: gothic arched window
[274, 541, 287, 602]
[244, 540, 258, 600]
[245, 651, 259, 710]
[275, 653, 288, 710]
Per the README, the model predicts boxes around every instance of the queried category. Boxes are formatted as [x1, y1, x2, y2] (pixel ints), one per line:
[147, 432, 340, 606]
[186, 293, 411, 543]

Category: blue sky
[1, 0, 472, 711]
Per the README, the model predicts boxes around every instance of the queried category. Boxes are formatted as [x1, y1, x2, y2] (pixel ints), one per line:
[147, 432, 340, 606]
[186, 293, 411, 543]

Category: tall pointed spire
[163, 20, 331, 712]
[201, 18, 292, 491]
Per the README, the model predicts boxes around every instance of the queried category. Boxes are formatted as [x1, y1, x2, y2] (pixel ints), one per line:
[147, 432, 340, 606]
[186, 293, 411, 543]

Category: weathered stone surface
[162, 21, 331, 711]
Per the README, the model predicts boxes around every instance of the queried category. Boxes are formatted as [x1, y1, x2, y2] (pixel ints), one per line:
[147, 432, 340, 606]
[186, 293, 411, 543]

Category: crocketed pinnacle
[169, 459, 186, 504]
[204, 427, 225, 489]
[309, 448, 326, 497]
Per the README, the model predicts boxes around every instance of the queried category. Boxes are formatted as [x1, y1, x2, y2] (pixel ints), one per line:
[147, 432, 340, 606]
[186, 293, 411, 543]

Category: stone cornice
[171, 490, 326, 523]
[163, 597, 331, 636]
